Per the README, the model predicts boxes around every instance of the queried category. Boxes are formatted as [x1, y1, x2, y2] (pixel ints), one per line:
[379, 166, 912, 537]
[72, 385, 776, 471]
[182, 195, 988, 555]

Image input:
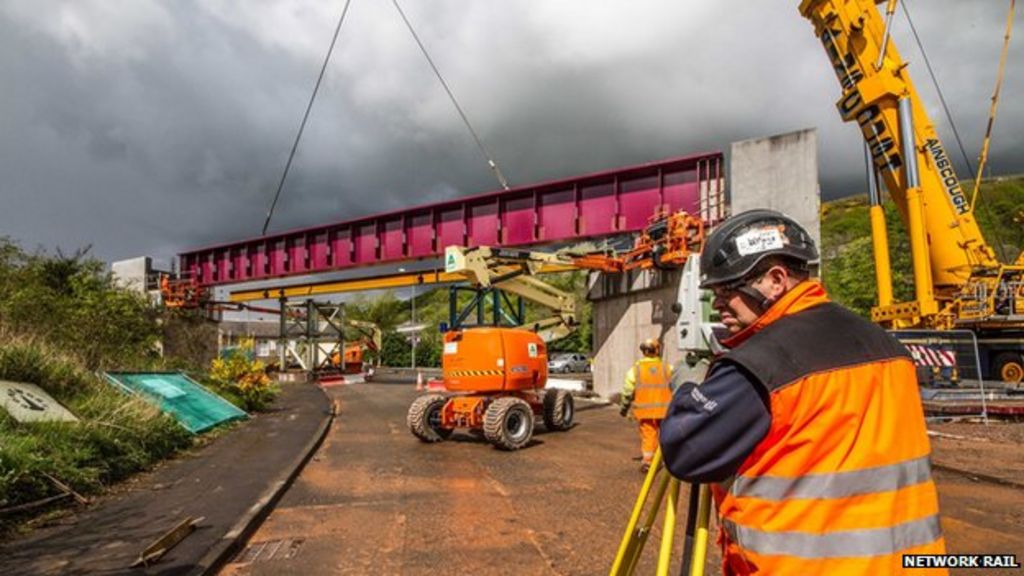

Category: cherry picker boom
[406, 208, 706, 450]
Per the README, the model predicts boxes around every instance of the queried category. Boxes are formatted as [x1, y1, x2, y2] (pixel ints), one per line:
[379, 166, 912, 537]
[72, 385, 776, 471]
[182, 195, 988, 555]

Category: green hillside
[821, 176, 1024, 316]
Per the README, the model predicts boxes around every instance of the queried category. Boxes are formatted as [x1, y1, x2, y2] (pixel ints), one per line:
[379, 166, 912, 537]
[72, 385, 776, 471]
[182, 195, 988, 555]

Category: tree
[0, 239, 160, 370]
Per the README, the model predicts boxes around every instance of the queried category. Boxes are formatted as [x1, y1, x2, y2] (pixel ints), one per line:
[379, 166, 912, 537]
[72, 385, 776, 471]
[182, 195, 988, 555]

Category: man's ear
[764, 266, 790, 297]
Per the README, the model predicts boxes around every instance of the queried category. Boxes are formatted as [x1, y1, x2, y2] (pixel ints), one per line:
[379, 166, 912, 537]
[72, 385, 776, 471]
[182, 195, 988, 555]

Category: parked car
[548, 353, 590, 374]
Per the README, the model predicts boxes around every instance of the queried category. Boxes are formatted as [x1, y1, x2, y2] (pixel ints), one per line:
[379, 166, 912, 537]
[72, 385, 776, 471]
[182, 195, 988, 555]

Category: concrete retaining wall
[729, 128, 821, 249]
[589, 269, 684, 399]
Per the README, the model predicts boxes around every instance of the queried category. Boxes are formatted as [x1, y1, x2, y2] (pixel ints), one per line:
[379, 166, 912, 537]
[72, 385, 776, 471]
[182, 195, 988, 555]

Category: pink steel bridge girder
[179, 152, 724, 288]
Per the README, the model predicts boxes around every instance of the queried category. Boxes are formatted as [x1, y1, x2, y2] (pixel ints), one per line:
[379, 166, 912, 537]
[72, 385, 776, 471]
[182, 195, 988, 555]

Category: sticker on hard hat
[735, 228, 784, 256]
[527, 343, 538, 358]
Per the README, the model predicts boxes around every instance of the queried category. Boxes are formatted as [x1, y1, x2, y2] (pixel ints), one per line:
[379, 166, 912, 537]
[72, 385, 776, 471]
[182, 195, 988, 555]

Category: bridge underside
[180, 152, 723, 288]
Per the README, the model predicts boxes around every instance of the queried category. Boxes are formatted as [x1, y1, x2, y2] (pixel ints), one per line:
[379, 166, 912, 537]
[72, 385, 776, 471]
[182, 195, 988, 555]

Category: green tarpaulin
[104, 372, 247, 433]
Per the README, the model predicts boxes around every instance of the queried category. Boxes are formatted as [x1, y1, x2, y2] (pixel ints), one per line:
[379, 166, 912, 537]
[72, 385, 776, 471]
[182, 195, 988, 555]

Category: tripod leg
[655, 478, 681, 576]
[679, 483, 700, 576]
[687, 484, 712, 576]
[610, 449, 668, 576]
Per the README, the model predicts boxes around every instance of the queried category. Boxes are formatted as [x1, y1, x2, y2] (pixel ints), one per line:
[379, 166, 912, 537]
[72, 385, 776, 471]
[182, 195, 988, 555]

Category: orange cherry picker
[406, 208, 705, 450]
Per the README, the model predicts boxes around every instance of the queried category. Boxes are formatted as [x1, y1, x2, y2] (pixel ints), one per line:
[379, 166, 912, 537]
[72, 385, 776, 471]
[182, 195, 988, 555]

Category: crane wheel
[407, 394, 453, 443]
[994, 352, 1024, 385]
[483, 396, 534, 450]
[542, 389, 575, 431]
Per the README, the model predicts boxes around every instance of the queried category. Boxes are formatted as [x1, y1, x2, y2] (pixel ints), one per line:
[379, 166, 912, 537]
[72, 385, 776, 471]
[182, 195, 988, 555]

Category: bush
[0, 240, 161, 371]
[206, 349, 278, 412]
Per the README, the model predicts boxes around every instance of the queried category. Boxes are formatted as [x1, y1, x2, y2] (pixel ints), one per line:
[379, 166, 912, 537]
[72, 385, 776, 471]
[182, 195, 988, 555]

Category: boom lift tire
[483, 396, 534, 450]
[542, 389, 575, 431]
[993, 352, 1024, 384]
[408, 394, 454, 443]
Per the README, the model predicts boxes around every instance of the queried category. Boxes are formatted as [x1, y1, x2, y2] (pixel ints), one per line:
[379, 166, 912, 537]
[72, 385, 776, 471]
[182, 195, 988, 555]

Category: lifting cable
[901, 0, 1010, 262]
[900, 0, 975, 180]
[390, 0, 512, 191]
[971, 0, 1016, 210]
[262, 0, 354, 236]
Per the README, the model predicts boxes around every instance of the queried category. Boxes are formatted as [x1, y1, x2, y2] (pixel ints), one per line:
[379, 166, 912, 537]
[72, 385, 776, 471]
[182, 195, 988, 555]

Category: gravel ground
[928, 421, 1024, 486]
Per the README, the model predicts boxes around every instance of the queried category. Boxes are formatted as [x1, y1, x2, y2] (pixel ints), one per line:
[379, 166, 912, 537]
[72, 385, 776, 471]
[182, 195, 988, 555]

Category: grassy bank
[0, 334, 191, 531]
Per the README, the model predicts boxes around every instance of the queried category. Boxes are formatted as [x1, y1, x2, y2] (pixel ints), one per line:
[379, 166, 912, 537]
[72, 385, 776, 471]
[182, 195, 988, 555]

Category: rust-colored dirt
[221, 382, 1024, 575]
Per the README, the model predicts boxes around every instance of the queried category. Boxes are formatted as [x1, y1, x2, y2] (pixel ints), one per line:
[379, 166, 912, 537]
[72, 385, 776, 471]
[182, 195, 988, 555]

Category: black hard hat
[699, 209, 818, 289]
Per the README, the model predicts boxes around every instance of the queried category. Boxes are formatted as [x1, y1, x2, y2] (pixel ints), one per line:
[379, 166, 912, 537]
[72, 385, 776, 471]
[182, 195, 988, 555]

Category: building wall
[729, 128, 821, 248]
[111, 257, 151, 295]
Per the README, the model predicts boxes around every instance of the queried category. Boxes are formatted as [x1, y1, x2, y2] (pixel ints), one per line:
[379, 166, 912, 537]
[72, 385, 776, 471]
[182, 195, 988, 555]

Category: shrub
[207, 349, 278, 412]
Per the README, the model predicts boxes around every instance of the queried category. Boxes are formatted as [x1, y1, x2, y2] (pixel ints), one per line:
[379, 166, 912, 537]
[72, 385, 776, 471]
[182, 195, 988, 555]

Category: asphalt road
[220, 380, 1024, 576]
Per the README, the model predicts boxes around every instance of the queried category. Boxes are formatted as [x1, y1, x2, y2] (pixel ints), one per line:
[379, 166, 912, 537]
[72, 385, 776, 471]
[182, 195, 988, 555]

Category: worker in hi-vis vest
[659, 210, 945, 574]
[619, 338, 673, 473]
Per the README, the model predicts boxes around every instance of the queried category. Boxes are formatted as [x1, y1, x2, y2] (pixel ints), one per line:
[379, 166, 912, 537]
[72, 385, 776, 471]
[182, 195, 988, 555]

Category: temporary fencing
[891, 330, 989, 423]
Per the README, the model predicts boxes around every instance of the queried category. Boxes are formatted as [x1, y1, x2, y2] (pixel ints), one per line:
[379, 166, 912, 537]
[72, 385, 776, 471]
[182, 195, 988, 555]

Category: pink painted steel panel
[287, 238, 308, 274]
[620, 173, 662, 229]
[537, 188, 576, 241]
[467, 202, 499, 247]
[438, 207, 464, 249]
[501, 195, 535, 245]
[408, 212, 434, 256]
[216, 250, 231, 282]
[232, 248, 248, 281]
[354, 224, 377, 264]
[247, 245, 263, 279]
[269, 240, 286, 276]
[179, 151, 723, 287]
[310, 232, 329, 270]
[331, 229, 353, 267]
[664, 169, 700, 215]
[578, 180, 616, 236]
[200, 257, 213, 284]
[381, 218, 405, 260]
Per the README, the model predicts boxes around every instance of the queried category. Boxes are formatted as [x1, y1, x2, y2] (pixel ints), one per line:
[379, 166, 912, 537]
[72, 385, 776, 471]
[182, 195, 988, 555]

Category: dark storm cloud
[1, 1, 1020, 265]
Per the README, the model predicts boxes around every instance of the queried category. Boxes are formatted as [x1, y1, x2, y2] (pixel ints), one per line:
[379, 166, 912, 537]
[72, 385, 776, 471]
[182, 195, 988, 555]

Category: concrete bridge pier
[588, 268, 685, 399]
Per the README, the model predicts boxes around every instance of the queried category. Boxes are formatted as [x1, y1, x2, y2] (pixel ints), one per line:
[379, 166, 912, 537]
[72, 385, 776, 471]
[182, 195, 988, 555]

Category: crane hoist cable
[390, 0, 512, 191]
[262, 0, 354, 236]
[899, 0, 974, 180]
[971, 0, 1016, 210]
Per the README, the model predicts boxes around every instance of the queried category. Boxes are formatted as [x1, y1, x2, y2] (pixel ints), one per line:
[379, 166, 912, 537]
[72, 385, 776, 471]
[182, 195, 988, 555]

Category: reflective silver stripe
[732, 455, 933, 501]
[633, 402, 669, 409]
[722, 515, 943, 559]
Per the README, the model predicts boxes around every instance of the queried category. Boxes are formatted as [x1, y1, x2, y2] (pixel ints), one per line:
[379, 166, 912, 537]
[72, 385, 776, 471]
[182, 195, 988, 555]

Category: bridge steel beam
[179, 152, 723, 288]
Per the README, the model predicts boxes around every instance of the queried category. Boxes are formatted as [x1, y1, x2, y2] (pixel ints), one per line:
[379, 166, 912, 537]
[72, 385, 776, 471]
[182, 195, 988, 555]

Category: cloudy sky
[2, 1, 1021, 266]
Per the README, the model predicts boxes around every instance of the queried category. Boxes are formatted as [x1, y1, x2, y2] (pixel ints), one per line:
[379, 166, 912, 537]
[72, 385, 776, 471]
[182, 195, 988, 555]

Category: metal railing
[891, 329, 988, 423]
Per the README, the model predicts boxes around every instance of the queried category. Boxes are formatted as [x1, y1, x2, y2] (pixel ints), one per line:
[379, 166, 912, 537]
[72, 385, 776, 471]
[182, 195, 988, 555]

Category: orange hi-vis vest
[712, 281, 945, 575]
[631, 358, 672, 420]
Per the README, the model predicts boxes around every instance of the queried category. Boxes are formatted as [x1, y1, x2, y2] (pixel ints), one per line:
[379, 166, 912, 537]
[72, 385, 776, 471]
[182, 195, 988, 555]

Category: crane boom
[799, 0, 1020, 329]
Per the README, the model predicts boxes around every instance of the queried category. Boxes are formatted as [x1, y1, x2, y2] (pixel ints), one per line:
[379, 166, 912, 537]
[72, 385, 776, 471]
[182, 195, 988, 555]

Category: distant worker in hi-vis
[619, 338, 673, 474]
[659, 210, 946, 575]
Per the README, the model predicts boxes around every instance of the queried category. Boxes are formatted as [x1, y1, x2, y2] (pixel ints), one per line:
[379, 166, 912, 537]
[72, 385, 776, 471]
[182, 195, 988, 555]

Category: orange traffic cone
[416, 371, 424, 391]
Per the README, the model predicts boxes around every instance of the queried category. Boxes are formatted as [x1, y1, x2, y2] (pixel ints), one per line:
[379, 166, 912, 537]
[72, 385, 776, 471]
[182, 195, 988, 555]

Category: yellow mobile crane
[801, 0, 1024, 382]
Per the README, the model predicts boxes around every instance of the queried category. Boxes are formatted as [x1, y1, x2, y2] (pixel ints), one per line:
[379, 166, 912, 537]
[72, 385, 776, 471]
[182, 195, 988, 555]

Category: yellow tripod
[609, 448, 713, 576]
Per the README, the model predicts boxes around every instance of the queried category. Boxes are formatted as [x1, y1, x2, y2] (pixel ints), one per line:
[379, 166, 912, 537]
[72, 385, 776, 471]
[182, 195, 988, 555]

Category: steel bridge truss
[180, 153, 724, 288]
